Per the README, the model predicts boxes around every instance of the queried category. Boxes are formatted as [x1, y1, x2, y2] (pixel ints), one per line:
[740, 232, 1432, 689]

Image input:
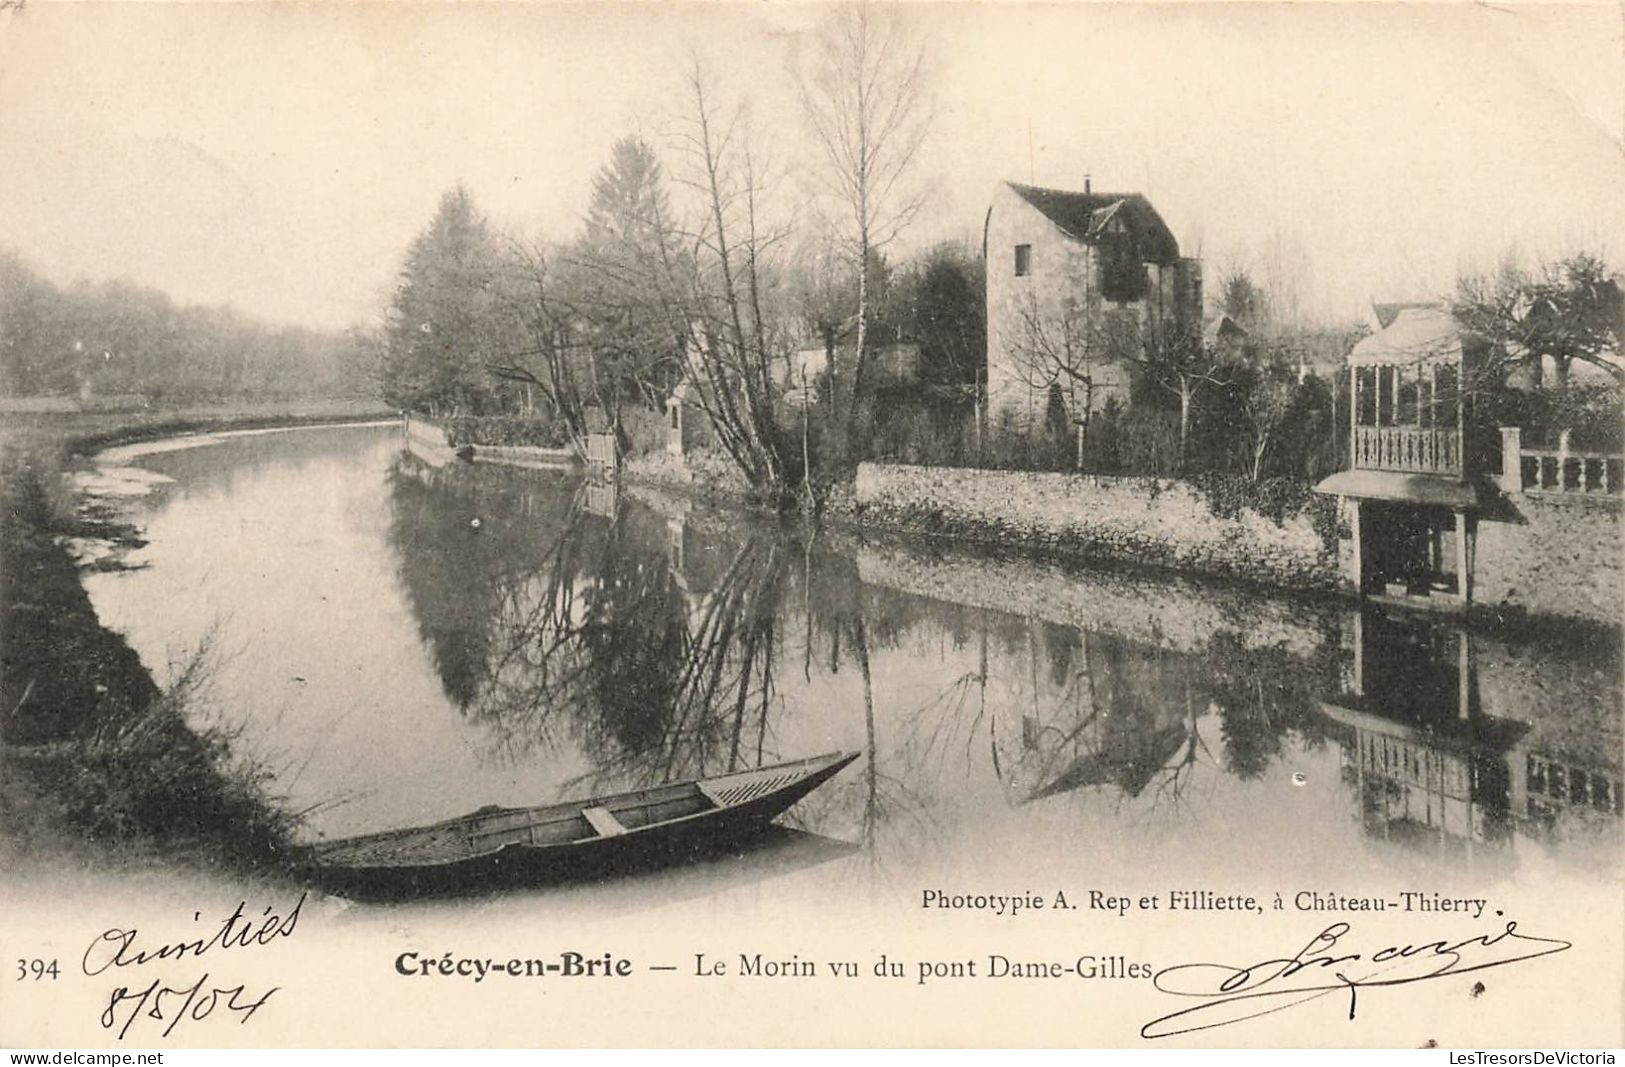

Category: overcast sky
[1, 2, 1621, 332]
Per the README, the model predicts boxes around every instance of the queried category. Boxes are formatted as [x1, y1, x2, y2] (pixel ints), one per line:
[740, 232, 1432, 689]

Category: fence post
[1499, 427, 1522, 493]
[1557, 428, 1571, 492]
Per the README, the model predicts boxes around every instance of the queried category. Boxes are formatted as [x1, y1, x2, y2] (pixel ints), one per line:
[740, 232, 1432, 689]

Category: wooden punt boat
[306, 751, 859, 898]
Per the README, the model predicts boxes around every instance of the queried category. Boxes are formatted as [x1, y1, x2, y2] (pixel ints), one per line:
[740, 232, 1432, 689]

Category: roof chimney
[1084, 174, 1092, 195]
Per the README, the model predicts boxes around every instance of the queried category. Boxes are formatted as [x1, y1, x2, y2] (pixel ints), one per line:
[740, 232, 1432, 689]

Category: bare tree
[1003, 293, 1113, 469]
[798, 4, 932, 423]
[1454, 252, 1624, 388]
[485, 239, 593, 454]
[787, 233, 855, 413]
[1112, 320, 1234, 469]
[669, 59, 796, 498]
[1237, 354, 1300, 481]
[1258, 228, 1310, 334]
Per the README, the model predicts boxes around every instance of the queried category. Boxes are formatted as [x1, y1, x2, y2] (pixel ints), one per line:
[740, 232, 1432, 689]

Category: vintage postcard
[1, 0, 1621, 1051]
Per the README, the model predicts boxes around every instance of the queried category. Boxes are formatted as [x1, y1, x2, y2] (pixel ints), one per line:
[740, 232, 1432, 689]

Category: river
[34, 421, 1619, 1043]
[77, 423, 1621, 897]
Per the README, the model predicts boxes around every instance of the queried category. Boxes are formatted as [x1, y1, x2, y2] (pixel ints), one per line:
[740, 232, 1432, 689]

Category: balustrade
[1504, 428, 1621, 495]
[1353, 426, 1461, 475]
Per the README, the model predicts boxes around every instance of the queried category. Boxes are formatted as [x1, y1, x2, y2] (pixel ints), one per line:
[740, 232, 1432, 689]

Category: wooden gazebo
[1316, 307, 1482, 606]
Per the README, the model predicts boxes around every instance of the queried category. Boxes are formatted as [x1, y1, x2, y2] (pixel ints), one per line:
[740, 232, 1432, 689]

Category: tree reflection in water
[387, 453, 796, 787]
[381, 448, 1619, 875]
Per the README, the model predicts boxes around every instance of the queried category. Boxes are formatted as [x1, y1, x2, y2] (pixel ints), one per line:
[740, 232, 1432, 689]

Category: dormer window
[1014, 244, 1031, 277]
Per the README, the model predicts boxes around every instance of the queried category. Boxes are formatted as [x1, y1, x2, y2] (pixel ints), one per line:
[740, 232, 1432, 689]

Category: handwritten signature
[1142, 918, 1572, 1039]
[83, 893, 303, 1040]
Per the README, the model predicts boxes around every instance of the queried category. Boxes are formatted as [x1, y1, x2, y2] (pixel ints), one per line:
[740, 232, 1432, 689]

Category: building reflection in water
[382, 445, 1619, 877]
[990, 625, 1201, 806]
[1321, 609, 1621, 863]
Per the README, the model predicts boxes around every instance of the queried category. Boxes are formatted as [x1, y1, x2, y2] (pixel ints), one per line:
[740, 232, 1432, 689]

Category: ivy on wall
[1188, 471, 1346, 555]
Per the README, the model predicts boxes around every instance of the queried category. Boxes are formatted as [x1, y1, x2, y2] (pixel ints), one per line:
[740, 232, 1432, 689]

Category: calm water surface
[84, 424, 1623, 901]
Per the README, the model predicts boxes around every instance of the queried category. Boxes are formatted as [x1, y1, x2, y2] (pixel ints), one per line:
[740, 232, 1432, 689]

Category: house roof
[1004, 181, 1182, 264]
[1023, 723, 1190, 802]
[1371, 301, 1437, 330]
[1203, 314, 1248, 344]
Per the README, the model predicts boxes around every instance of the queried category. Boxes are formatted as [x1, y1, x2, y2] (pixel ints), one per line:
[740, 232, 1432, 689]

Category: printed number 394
[16, 958, 59, 981]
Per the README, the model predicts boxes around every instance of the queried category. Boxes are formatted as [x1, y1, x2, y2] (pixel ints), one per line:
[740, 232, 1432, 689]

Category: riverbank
[0, 405, 386, 880]
[632, 450, 1622, 630]
[1, 397, 392, 459]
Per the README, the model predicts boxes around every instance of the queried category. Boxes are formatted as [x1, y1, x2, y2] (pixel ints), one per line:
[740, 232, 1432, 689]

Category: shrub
[442, 414, 568, 449]
[1189, 470, 1344, 554]
[1117, 408, 1181, 476]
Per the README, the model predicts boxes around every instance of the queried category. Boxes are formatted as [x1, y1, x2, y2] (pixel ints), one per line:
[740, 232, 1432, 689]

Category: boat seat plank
[582, 805, 627, 837]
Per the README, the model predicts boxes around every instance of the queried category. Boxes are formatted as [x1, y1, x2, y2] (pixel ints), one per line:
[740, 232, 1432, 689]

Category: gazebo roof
[1315, 469, 1479, 508]
[1349, 307, 1463, 367]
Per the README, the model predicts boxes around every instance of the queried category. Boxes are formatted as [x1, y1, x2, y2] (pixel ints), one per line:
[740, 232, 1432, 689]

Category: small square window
[1014, 244, 1031, 277]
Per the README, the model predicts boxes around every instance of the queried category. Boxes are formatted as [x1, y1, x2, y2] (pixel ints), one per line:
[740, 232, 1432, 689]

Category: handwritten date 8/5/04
[80, 893, 304, 1041]
[100, 973, 277, 1041]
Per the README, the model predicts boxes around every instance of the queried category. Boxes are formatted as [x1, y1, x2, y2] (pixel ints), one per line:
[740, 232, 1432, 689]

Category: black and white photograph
[1, 0, 1621, 1050]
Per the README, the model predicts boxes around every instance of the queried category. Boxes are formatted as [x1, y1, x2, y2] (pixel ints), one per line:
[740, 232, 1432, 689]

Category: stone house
[983, 180, 1203, 439]
[783, 337, 916, 394]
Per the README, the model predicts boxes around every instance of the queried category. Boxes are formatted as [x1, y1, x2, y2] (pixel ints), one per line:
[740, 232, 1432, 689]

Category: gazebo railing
[1353, 426, 1461, 476]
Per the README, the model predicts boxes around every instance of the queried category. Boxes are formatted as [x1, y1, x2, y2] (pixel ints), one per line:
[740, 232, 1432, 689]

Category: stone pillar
[1345, 499, 1363, 595]
[1499, 427, 1522, 493]
[1557, 428, 1571, 492]
[666, 399, 683, 458]
[1457, 629, 1471, 721]
[1454, 509, 1471, 603]
[1344, 609, 1364, 697]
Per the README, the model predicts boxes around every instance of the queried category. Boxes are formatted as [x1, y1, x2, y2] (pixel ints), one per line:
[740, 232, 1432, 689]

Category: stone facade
[983, 181, 1201, 440]
[852, 462, 1338, 589]
[1474, 492, 1623, 626]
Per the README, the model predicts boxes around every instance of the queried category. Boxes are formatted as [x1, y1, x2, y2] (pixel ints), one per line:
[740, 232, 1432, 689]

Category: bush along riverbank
[1, 429, 308, 877]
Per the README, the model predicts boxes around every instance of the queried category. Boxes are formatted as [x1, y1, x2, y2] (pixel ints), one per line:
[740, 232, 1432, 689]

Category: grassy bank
[0, 404, 381, 877]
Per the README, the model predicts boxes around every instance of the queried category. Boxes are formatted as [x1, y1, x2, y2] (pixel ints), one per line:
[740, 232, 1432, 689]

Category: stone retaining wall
[851, 462, 1339, 590]
[467, 442, 577, 470]
[1476, 492, 1623, 626]
[624, 448, 751, 501]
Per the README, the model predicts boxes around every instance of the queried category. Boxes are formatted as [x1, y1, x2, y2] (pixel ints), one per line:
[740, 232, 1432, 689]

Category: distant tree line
[0, 247, 374, 402]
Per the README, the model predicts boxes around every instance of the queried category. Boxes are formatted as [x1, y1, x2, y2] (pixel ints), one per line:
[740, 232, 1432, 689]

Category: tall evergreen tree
[570, 136, 685, 414]
[381, 186, 506, 415]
